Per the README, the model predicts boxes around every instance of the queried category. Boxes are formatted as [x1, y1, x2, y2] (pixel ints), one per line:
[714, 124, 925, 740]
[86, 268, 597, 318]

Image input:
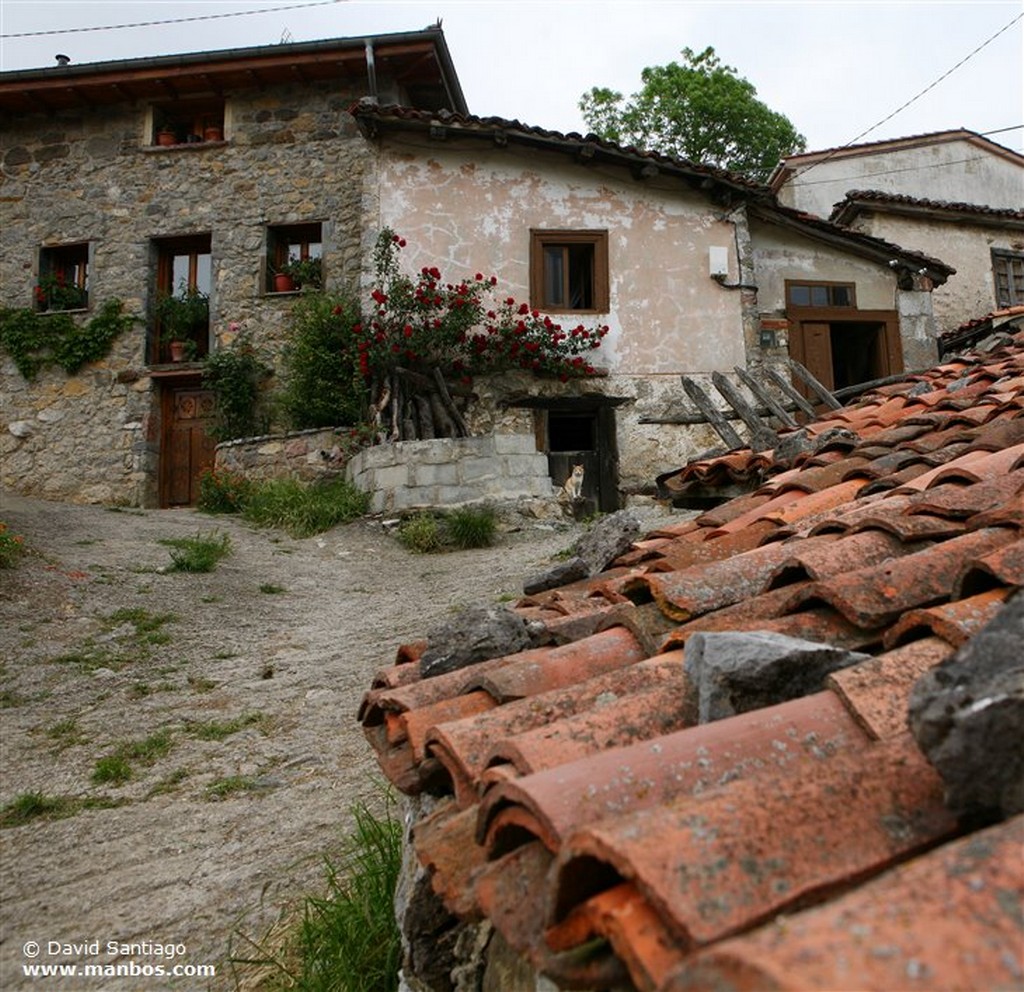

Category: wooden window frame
[267, 222, 323, 292]
[151, 97, 225, 147]
[37, 242, 90, 312]
[150, 234, 212, 364]
[991, 250, 1024, 308]
[785, 280, 857, 309]
[530, 229, 609, 314]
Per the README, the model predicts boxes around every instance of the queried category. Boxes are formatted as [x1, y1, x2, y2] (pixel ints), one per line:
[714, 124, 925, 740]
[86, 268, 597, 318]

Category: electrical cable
[0, 0, 342, 39]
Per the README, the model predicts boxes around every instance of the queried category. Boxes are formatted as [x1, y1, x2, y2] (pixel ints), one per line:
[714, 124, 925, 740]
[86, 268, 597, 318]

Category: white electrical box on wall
[709, 246, 729, 279]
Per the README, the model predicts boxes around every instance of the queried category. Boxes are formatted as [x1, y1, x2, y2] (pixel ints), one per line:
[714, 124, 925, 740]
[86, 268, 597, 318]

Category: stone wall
[346, 435, 555, 514]
[214, 428, 347, 483]
[1, 78, 372, 506]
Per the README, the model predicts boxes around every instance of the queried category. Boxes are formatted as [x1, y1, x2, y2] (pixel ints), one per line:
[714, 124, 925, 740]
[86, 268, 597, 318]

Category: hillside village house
[3, 30, 952, 510]
[770, 130, 1024, 331]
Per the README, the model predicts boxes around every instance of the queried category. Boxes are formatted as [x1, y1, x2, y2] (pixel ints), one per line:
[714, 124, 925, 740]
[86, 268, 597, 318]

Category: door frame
[787, 307, 902, 393]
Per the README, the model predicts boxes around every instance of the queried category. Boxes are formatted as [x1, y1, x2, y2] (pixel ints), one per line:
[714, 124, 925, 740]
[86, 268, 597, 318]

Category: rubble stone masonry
[1, 80, 370, 506]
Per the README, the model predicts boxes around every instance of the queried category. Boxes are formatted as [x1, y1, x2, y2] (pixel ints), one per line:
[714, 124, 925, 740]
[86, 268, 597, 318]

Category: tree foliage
[579, 46, 806, 181]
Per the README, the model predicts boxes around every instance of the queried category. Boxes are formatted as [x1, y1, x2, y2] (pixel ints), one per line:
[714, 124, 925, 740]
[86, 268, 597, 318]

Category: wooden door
[161, 385, 217, 507]
[791, 321, 835, 391]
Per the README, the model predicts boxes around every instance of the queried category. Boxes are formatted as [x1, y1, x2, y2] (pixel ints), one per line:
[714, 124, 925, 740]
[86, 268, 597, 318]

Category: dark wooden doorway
[788, 310, 902, 395]
[543, 405, 619, 513]
[159, 380, 217, 507]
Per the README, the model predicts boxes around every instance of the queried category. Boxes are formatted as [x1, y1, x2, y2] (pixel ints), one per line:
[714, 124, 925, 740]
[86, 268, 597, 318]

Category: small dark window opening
[830, 323, 885, 390]
[152, 99, 225, 145]
[37, 243, 89, 311]
[548, 413, 595, 452]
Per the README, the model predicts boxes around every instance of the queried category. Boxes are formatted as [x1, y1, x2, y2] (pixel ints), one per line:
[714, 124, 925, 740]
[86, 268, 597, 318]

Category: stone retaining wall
[214, 428, 343, 483]
[346, 434, 555, 514]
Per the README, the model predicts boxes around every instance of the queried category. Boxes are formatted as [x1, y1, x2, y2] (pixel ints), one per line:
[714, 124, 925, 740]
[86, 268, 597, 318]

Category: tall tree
[579, 46, 806, 182]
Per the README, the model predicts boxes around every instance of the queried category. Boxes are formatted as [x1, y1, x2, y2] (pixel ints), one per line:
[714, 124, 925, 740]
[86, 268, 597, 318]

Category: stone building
[0, 29, 466, 507]
[353, 104, 952, 507]
[2, 32, 954, 510]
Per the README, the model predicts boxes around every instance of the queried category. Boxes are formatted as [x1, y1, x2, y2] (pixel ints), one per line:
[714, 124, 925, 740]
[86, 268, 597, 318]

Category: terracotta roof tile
[666, 815, 1024, 992]
[547, 734, 957, 989]
[362, 332, 1024, 990]
[784, 526, 1018, 627]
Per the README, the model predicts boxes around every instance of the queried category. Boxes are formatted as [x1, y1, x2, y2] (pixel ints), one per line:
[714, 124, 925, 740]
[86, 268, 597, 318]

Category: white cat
[560, 464, 584, 502]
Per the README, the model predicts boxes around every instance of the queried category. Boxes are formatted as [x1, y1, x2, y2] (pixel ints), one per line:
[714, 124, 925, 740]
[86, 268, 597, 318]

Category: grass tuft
[0, 792, 124, 827]
[396, 512, 443, 554]
[445, 506, 497, 549]
[397, 506, 498, 554]
[241, 478, 369, 538]
[159, 531, 233, 573]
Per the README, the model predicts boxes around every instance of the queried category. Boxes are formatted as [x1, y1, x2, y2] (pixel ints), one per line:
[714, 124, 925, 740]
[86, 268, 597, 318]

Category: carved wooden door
[161, 385, 217, 507]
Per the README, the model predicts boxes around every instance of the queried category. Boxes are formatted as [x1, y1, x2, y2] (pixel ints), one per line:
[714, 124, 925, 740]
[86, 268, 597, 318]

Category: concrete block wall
[346, 434, 555, 514]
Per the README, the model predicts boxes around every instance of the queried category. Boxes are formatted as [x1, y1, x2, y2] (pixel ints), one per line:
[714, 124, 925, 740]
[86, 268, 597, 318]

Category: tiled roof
[359, 331, 1024, 991]
[830, 189, 1024, 225]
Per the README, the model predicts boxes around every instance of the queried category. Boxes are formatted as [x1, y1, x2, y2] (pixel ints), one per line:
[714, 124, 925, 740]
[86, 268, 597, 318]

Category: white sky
[1, 0, 1022, 157]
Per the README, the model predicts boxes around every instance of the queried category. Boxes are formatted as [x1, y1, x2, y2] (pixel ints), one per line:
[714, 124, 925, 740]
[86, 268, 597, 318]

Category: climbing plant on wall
[0, 299, 136, 380]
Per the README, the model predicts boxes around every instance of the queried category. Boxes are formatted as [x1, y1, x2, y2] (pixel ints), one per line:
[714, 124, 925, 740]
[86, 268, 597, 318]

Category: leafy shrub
[281, 292, 366, 430]
[159, 531, 233, 572]
[396, 513, 443, 554]
[198, 469, 253, 514]
[446, 506, 497, 549]
[202, 332, 273, 442]
[241, 478, 369, 538]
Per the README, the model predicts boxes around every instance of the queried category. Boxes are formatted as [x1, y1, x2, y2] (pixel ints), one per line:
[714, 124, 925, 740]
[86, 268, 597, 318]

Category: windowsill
[264, 289, 302, 297]
[38, 306, 89, 315]
[145, 140, 228, 153]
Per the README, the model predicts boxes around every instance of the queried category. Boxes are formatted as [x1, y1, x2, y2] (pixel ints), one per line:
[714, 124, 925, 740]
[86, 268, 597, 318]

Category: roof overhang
[831, 193, 1024, 230]
[749, 202, 956, 286]
[351, 102, 771, 207]
[0, 28, 468, 117]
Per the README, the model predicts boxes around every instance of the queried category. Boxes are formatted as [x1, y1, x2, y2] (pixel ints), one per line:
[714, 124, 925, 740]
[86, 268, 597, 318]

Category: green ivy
[201, 332, 273, 442]
[0, 299, 136, 380]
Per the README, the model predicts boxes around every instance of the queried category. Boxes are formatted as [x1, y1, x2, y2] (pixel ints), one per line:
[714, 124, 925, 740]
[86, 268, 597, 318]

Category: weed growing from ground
[446, 506, 497, 549]
[397, 506, 498, 553]
[206, 775, 263, 800]
[241, 478, 370, 538]
[234, 793, 402, 990]
[396, 513, 443, 553]
[45, 717, 87, 751]
[0, 522, 25, 568]
[92, 729, 175, 784]
[259, 583, 287, 595]
[186, 711, 268, 742]
[159, 531, 232, 573]
[0, 792, 124, 828]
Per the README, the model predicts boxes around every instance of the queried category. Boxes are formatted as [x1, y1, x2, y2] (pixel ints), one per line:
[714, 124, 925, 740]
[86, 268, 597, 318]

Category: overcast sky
[1, 0, 1022, 157]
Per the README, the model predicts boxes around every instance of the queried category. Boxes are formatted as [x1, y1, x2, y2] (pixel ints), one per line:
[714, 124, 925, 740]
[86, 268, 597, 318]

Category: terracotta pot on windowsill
[156, 129, 177, 147]
[204, 126, 224, 142]
[273, 273, 296, 293]
[169, 340, 187, 362]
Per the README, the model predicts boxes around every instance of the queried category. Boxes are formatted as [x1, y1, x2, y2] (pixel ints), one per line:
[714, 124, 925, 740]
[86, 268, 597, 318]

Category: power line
[790, 11, 1024, 183]
[0, 0, 341, 40]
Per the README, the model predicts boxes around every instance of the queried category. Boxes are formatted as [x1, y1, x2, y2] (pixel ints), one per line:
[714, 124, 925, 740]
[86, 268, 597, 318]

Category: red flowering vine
[358, 229, 608, 384]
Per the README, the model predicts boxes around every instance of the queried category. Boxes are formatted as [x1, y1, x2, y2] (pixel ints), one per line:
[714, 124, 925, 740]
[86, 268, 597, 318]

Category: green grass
[446, 506, 497, 549]
[241, 477, 370, 538]
[234, 794, 402, 990]
[0, 792, 124, 828]
[159, 531, 233, 573]
[259, 583, 287, 595]
[206, 775, 263, 800]
[397, 507, 498, 554]
[45, 717, 88, 750]
[92, 729, 176, 784]
[186, 711, 268, 742]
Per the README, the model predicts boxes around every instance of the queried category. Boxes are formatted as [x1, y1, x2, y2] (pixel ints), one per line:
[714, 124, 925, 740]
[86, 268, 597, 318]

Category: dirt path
[0, 494, 609, 990]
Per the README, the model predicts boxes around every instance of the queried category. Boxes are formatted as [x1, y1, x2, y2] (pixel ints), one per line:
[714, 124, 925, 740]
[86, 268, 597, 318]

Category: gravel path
[0, 494, 598, 990]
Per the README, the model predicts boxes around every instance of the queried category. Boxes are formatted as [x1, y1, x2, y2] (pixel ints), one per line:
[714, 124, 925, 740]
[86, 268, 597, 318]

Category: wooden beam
[681, 377, 745, 450]
[788, 359, 843, 410]
[762, 366, 819, 419]
[733, 366, 799, 429]
[711, 371, 779, 452]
